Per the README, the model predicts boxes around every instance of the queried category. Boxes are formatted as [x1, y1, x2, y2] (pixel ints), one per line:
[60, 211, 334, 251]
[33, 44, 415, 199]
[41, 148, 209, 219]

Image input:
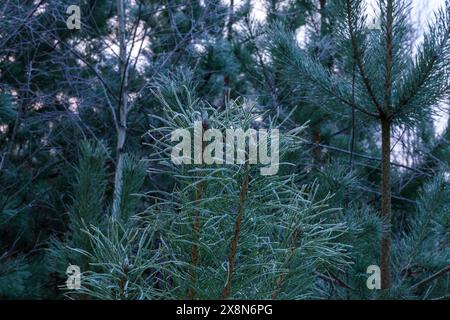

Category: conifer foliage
[0, 0, 448, 300]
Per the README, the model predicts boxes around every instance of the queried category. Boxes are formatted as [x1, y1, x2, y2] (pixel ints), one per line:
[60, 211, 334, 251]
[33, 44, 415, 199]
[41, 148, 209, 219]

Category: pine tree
[267, 0, 450, 293]
[67, 71, 350, 299]
[0, 0, 448, 300]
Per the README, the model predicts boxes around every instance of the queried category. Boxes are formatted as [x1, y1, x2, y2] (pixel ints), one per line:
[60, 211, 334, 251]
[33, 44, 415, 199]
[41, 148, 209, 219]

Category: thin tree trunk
[112, 0, 129, 220]
[227, 0, 234, 41]
[222, 0, 234, 106]
[222, 162, 249, 299]
[349, 66, 356, 169]
[187, 179, 204, 300]
[319, 0, 327, 35]
[380, 0, 393, 290]
[410, 265, 450, 291]
[380, 118, 392, 290]
[311, 0, 330, 164]
[188, 121, 208, 300]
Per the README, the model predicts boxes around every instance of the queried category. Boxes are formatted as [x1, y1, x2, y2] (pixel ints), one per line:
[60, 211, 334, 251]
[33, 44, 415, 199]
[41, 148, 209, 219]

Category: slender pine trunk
[380, 0, 393, 290]
[227, 0, 234, 41]
[187, 180, 204, 300]
[380, 118, 392, 290]
[222, 162, 249, 299]
[112, 0, 129, 220]
[187, 123, 208, 300]
[311, 0, 330, 164]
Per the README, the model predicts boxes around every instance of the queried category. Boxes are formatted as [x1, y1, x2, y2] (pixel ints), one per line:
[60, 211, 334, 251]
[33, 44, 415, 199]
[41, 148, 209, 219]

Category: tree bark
[380, 0, 393, 290]
[187, 122, 208, 300]
[222, 162, 249, 299]
[112, 0, 129, 220]
[380, 118, 392, 290]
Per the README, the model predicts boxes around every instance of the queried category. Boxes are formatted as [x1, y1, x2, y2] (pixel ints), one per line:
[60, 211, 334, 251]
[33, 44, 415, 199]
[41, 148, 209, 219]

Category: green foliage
[0, 92, 16, 124]
[117, 155, 147, 222]
[0, 255, 31, 299]
[67, 219, 169, 300]
[393, 171, 450, 299]
[0, 0, 448, 300]
[46, 141, 109, 281]
[140, 82, 350, 299]
[265, 0, 450, 298]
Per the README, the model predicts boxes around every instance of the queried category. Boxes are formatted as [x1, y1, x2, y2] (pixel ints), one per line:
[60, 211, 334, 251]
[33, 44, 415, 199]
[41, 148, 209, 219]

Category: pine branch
[345, 0, 384, 116]
[410, 265, 450, 291]
[0, 0, 45, 49]
[187, 179, 205, 300]
[314, 271, 354, 290]
[222, 162, 250, 299]
[188, 126, 208, 300]
[392, 4, 450, 120]
[302, 141, 431, 175]
[267, 24, 379, 118]
[272, 227, 302, 299]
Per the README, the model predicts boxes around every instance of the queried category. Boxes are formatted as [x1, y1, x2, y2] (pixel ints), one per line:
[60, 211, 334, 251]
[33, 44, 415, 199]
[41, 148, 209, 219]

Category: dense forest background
[0, 0, 449, 300]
